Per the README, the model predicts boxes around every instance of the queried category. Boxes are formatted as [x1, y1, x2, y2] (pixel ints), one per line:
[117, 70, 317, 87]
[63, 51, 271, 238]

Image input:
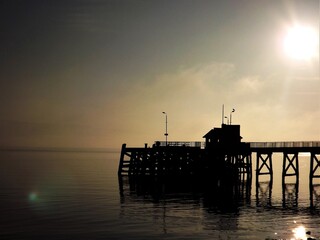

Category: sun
[283, 25, 319, 60]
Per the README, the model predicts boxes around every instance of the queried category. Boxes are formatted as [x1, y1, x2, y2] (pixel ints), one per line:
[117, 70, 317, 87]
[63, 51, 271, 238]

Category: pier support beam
[256, 152, 273, 183]
[309, 152, 320, 186]
[282, 152, 299, 185]
[238, 154, 252, 181]
[118, 144, 127, 176]
[224, 153, 252, 183]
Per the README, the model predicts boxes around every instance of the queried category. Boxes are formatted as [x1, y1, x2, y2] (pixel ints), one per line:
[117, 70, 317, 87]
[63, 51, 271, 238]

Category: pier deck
[249, 141, 320, 152]
[118, 141, 320, 187]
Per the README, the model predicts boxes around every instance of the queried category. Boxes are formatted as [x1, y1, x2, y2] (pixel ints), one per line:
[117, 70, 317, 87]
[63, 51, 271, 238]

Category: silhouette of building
[203, 124, 242, 149]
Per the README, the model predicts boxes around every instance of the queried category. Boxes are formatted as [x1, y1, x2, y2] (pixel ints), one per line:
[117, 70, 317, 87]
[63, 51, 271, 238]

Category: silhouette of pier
[118, 124, 320, 207]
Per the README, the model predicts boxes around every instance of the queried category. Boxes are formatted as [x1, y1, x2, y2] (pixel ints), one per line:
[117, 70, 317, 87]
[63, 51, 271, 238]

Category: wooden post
[309, 152, 320, 186]
[238, 153, 252, 181]
[118, 144, 127, 176]
[247, 154, 252, 181]
[309, 183, 320, 209]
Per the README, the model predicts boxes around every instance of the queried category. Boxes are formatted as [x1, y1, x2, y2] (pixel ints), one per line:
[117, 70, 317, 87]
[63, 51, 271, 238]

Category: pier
[118, 121, 320, 209]
[118, 124, 320, 189]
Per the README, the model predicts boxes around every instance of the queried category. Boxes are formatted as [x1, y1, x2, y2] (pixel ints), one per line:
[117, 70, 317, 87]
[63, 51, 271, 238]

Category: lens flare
[28, 192, 38, 202]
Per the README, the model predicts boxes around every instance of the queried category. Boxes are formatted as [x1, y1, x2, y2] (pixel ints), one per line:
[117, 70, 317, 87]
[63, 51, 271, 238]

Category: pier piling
[282, 152, 299, 185]
[256, 151, 273, 184]
[310, 152, 320, 186]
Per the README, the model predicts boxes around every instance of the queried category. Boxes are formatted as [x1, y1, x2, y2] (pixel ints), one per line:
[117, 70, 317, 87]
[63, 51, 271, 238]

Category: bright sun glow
[292, 225, 306, 240]
[284, 25, 319, 60]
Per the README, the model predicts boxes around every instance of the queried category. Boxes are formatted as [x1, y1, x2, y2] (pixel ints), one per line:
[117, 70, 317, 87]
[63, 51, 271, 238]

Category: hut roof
[203, 128, 221, 139]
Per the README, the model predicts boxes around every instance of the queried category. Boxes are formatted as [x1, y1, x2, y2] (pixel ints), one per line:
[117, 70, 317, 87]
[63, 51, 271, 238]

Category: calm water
[0, 150, 320, 240]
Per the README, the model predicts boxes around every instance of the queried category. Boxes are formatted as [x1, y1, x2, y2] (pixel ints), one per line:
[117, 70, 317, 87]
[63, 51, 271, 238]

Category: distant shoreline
[0, 147, 120, 153]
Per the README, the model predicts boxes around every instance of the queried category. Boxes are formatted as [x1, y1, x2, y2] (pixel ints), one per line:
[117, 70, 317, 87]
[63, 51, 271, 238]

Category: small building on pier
[202, 124, 252, 183]
[203, 124, 242, 149]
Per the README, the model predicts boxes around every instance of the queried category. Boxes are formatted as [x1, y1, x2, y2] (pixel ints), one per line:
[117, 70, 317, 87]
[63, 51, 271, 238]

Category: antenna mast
[222, 104, 224, 125]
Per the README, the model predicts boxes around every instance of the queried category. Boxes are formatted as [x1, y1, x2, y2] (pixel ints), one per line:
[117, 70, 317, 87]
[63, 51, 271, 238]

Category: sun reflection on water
[292, 225, 307, 240]
[266, 222, 317, 240]
[290, 223, 317, 240]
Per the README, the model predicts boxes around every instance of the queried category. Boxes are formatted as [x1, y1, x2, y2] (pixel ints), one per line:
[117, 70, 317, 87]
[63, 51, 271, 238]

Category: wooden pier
[118, 143, 203, 177]
[118, 124, 253, 199]
[119, 141, 320, 187]
[118, 124, 320, 195]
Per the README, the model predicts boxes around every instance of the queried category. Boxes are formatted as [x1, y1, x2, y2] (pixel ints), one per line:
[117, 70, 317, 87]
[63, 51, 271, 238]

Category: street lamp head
[162, 112, 166, 114]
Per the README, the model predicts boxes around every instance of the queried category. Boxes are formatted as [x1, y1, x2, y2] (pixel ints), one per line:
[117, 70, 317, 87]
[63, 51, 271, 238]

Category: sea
[0, 149, 320, 240]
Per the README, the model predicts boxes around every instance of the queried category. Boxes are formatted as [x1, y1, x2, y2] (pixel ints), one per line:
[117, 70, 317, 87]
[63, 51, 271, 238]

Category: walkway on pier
[119, 141, 320, 190]
[249, 141, 320, 152]
[249, 141, 320, 187]
[154, 141, 320, 186]
[157, 141, 320, 151]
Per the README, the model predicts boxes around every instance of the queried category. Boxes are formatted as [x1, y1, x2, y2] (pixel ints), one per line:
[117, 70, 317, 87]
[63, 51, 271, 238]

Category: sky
[0, 0, 319, 149]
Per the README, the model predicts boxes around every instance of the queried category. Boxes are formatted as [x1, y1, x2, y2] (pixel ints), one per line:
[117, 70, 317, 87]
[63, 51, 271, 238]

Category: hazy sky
[0, 0, 319, 149]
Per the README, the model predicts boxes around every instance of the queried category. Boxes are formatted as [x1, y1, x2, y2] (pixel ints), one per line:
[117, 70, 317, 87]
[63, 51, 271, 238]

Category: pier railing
[249, 141, 320, 149]
[155, 141, 320, 150]
[156, 141, 205, 148]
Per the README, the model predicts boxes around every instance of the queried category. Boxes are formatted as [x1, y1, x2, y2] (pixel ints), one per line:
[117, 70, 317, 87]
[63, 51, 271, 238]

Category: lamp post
[230, 108, 235, 125]
[162, 112, 168, 146]
[225, 116, 229, 125]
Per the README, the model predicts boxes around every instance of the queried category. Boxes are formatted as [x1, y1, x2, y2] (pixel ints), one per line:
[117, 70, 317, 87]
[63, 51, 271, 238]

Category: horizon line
[0, 146, 120, 153]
